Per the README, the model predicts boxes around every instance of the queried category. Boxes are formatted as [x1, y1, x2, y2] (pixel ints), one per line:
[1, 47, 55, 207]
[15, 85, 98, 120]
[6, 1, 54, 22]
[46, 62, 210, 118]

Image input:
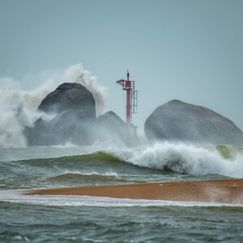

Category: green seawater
[0, 143, 243, 242]
[216, 144, 243, 160]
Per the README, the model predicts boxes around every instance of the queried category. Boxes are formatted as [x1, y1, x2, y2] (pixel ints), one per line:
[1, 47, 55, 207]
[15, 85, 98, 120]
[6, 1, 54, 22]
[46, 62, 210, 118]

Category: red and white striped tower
[116, 71, 137, 124]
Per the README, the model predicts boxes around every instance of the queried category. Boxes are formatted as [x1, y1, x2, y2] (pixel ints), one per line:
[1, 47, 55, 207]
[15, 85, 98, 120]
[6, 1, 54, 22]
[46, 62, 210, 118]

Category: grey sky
[0, 0, 243, 130]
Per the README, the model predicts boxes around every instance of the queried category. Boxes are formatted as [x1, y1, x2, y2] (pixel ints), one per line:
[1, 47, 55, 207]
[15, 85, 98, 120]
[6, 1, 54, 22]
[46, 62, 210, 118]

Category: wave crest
[114, 142, 243, 178]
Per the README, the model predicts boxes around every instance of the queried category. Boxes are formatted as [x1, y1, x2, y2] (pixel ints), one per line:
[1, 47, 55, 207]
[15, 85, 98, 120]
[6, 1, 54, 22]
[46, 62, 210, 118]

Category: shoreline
[25, 179, 243, 204]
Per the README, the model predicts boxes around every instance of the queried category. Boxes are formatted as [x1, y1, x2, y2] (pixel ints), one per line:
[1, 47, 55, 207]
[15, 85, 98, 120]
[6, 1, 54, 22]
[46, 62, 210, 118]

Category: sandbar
[26, 179, 243, 204]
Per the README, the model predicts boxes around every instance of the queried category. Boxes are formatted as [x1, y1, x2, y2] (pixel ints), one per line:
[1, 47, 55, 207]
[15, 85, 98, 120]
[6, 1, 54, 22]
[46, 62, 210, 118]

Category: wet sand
[26, 179, 243, 204]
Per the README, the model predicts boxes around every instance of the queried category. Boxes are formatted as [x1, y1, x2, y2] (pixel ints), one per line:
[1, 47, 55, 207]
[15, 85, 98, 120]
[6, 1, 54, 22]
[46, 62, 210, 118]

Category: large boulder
[145, 100, 243, 146]
[95, 111, 139, 146]
[38, 82, 95, 119]
[24, 83, 96, 145]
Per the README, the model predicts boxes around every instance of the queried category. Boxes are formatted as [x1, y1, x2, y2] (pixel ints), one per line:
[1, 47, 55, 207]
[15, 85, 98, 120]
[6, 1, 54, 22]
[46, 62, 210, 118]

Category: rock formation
[24, 83, 138, 146]
[145, 100, 243, 146]
[38, 82, 95, 118]
[24, 83, 96, 145]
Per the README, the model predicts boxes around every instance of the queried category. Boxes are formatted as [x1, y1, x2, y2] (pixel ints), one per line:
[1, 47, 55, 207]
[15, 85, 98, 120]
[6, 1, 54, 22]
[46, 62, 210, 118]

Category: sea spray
[62, 64, 107, 116]
[0, 64, 106, 147]
[0, 78, 37, 147]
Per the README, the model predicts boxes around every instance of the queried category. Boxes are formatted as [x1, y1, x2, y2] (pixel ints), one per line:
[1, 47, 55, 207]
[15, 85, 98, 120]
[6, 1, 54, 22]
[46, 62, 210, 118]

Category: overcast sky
[0, 0, 243, 130]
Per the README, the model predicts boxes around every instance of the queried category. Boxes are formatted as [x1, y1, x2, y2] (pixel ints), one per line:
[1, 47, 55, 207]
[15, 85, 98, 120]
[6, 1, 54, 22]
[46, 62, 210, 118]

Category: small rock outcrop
[24, 83, 96, 145]
[145, 100, 243, 146]
[95, 111, 138, 146]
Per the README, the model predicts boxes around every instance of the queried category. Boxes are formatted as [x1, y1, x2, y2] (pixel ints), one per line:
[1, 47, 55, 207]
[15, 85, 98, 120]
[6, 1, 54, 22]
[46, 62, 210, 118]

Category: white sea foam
[52, 170, 120, 179]
[114, 142, 243, 178]
[0, 64, 106, 148]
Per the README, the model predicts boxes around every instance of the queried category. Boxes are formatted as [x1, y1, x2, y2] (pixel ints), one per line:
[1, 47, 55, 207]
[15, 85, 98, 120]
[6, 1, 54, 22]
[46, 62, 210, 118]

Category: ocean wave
[20, 151, 121, 165]
[11, 143, 243, 178]
[112, 142, 243, 178]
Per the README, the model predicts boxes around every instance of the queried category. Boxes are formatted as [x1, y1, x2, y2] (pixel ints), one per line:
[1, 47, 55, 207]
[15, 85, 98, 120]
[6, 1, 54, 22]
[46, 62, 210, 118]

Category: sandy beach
[26, 179, 243, 204]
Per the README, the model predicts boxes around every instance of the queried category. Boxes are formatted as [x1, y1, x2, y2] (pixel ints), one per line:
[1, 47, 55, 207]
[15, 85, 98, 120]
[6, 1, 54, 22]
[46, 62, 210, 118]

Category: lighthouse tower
[116, 71, 138, 124]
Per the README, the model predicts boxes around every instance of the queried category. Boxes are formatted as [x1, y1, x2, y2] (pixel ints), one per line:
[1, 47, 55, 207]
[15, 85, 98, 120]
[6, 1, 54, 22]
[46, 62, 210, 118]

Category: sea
[1, 142, 243, 242]
[1, 65, 243, 242]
